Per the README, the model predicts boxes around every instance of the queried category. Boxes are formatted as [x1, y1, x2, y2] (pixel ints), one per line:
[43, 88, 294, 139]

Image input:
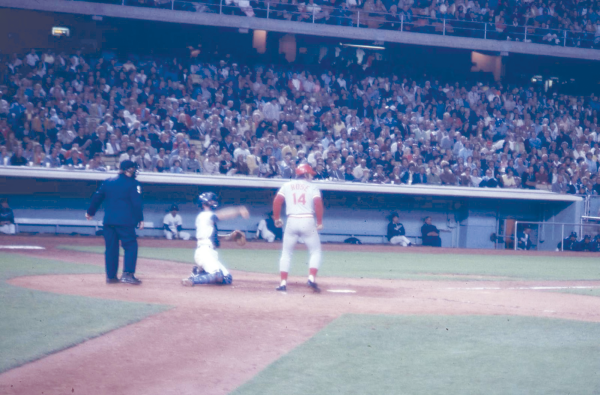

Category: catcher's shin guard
[190, 270, 224, 285]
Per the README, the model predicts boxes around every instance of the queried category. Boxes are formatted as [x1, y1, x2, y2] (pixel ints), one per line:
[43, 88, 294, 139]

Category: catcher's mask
[198, 192, 219, 210]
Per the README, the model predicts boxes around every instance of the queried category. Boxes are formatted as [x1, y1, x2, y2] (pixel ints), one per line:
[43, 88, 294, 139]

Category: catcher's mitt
[229, 230, 247, 246]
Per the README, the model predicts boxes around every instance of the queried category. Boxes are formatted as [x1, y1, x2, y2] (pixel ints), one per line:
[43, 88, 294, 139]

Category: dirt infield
[2, 236, 600, 395]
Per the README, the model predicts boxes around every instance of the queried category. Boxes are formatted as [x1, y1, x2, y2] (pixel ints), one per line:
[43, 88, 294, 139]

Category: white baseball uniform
[276, 179, 322, 272]
[256, 219, 276, 242]
[163, 213, 191, 240]
[194, 211, 230, 277]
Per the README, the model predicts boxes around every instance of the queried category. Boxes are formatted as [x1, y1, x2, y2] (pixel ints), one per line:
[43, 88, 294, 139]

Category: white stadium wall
[0, 171, 582, 250]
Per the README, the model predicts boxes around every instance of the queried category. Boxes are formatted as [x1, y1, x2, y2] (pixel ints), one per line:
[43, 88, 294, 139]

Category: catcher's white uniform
[163, 213, 190, 240]
[276, 179, 322, 272]
[194, 211, 230, 277]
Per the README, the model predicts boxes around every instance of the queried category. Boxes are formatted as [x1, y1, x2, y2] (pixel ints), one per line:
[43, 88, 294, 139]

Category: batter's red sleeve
[314, 197, 324, 225]
[273, 194, 285, 220]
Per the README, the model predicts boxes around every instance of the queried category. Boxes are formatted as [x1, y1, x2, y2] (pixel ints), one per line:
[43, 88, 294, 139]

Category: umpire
[86, 160, 144, 285]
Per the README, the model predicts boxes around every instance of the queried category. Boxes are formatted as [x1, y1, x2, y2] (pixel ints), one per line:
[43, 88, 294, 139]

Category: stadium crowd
[1, 47, 600, 195]
[114, 0, 600, 48]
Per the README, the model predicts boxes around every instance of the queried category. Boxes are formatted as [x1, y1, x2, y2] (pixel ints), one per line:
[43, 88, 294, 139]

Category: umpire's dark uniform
[87, 160, 143, 284]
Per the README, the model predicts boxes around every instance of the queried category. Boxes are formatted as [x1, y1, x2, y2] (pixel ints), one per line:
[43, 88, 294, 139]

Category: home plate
[0, 246, 46, 250]
[327, 289, 357, 294]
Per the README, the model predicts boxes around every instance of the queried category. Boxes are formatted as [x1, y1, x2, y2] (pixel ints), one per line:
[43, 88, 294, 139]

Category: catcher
[182, 192, 249, 287]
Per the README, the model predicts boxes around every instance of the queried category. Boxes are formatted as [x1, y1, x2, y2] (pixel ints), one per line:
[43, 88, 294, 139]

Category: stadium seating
[1, 46, 599, 195]
[78, 0, 600, 49]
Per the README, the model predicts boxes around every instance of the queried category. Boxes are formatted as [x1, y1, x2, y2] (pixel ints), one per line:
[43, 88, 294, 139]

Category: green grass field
[553, 288, 600, 297]
[3, 245, 600, 394]
[60, 245, 600, 282]
[0, 252, 168, 373]
[232, 314, 600, 395]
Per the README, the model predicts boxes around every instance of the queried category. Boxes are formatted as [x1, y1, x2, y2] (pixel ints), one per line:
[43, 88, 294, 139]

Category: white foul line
[0, 246, 46, 250]
[445, 285, 600, 290]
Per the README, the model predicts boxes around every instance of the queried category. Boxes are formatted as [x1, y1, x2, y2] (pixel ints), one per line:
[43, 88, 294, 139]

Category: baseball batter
[182, 192, 249, 286]
[273, 163, 324, 292]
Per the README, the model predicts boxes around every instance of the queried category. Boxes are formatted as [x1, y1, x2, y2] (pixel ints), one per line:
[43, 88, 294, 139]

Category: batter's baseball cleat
[276, 285, 287, 292]
[106, 277, 120, 284]
[307, 280, 321, 293]
[182, 277, 195, 287]
[120, 273, 142, 285]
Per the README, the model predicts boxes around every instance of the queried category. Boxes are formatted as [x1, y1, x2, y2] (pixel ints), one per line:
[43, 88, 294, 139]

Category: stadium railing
[14, 218, 155, 233]
[65, 0, 600, 50]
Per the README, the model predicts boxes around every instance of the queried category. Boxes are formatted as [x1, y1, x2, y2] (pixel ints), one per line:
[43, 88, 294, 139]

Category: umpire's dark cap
[120, 160, 137, 172]
[390, 212, 399, 219]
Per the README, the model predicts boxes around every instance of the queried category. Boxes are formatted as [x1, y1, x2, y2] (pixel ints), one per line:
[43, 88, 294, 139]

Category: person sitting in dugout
[255, 211, 282, 242]
[590, 235, 600, 252]
[517, 227, 534, 250]
[557, 232, 578, 251]
[387, 212, 412, 247]
[574, 235, 592, 252]
[163, 204, 191, 241]
[0, 198, 16, 235]
[421, 216, 442, 247]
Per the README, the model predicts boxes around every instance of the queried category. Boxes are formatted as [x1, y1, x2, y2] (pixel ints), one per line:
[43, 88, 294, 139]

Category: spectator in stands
[66, 150, 85, 167]
[1, 46, 598, 200]
[440, 163, 457, 185]
[0, 198, 16, 235]
[501, 169, 518, 188]
[154, 158, 167, 173]
[535, 166, 551, 190]
[10, 147, 28, 166]
[171, 159, 184, 174]
[204, 152, 220, 175]
[552, 174, 568, 194]
[120, 145, 137, 164]
[421, 216, 442, 247]
[43, 148, 62, 168]
[480, 169, 499, 188]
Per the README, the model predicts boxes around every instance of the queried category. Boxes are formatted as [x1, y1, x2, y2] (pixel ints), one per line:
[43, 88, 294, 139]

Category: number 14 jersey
[277, 179, 322, 216]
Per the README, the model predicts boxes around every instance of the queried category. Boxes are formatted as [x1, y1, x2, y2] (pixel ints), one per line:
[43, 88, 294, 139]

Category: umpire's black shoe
[307, 280, 321, 293]
[106, 277, 120, 284]
[120, 273, 142, 285]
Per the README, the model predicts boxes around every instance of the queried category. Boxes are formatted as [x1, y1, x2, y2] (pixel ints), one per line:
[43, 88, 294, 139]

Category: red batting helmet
[296, 163, 316, 176]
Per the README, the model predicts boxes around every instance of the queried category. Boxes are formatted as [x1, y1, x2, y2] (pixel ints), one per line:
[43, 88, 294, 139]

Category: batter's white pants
[0, 224, 16, 235]
[257, 220, 276, 242]
[165, 230, 191, 241]
[390, 235, 411, 246]
[280, 217, 321, 273]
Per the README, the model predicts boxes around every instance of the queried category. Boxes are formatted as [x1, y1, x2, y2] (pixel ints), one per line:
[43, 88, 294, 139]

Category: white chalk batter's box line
[0, 246, 46, 250]
[445, 286, 600, 290]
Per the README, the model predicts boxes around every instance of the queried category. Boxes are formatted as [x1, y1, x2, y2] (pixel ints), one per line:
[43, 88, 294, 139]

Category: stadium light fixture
[51, 27, 70, 37]
[340, 43, 385, 50]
